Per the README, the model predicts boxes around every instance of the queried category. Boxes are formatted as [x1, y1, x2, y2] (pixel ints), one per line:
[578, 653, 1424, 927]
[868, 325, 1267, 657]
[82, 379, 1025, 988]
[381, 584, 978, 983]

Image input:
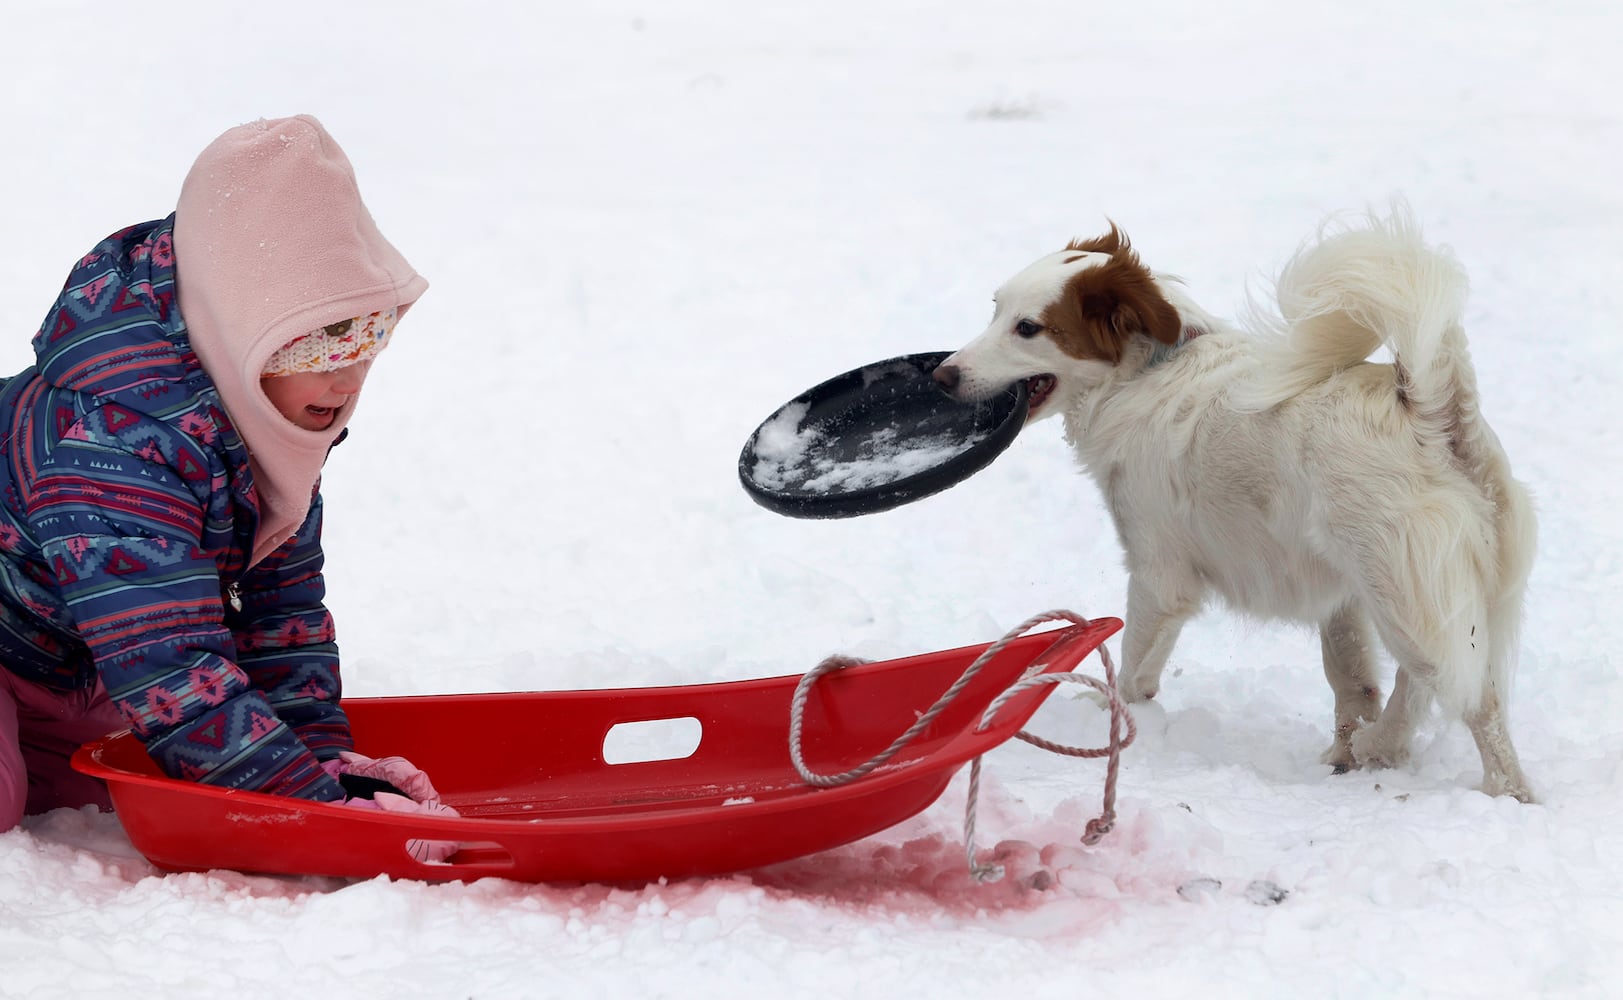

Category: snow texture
[750, 410, 988, 494]
[2, 2, 1621, 998]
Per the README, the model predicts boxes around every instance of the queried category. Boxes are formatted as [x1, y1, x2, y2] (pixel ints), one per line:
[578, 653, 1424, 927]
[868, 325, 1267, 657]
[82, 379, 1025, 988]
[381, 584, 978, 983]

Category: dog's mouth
[1025, 374, 1057, 414]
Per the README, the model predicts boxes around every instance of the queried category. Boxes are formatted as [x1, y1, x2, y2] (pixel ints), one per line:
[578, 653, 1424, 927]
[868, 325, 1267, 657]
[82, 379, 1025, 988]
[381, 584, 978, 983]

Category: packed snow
[2, 2, 1621, 998]
[748, 404, 992, 494]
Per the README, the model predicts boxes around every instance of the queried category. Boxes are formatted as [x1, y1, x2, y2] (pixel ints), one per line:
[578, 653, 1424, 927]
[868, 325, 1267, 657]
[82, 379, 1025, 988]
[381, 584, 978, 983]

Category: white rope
[787, 610, 1136, 882]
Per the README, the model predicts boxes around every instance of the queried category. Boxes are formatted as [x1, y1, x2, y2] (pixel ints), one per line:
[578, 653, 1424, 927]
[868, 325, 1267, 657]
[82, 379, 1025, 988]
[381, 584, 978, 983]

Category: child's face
[260, 360, 373, 431]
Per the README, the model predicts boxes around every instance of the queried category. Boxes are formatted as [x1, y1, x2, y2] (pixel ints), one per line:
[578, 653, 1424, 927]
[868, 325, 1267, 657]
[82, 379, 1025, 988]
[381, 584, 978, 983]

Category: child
[0, 115, 454, 849]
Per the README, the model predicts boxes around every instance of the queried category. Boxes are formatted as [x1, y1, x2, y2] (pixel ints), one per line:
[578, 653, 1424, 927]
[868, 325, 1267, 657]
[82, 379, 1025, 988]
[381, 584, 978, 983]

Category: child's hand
[338, 793, 462, 863]
[330, 751, 444, 804]
[326, 751, 461, 863]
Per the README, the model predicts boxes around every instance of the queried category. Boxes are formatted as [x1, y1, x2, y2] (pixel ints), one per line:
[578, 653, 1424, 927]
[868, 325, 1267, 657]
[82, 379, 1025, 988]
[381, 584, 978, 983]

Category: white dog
[934, 206, 1536, 802]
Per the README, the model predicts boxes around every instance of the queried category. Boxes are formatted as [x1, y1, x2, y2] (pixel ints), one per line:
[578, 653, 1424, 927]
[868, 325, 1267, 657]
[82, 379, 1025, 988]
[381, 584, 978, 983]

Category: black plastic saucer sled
[738, 351, 1028, 519]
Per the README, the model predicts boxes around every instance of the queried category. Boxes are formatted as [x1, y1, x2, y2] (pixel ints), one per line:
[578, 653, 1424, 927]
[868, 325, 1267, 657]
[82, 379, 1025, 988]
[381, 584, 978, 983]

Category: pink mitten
[327, 753, 461, 864]
[333, 751, 443, 803]
[370, 792, 462, 863]
[337, 791, 461, 864]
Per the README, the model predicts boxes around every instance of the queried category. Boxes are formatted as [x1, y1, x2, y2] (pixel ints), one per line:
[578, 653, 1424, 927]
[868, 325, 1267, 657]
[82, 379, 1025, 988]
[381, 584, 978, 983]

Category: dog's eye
[1014, 319, 1043, 338]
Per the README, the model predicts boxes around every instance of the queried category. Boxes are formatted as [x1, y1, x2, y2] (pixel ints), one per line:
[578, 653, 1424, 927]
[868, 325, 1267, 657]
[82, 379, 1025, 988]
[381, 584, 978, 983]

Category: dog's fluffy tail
[1254, 203, 1515, 493]
[1243, 203, 1536, 715]
[1240, 203, 1467, 415]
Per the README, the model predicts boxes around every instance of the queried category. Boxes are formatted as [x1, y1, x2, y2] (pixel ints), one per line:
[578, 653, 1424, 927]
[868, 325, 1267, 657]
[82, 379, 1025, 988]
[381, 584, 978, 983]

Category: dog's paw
[1320, 740, 1359, 774]
[1117, 675, 1159, 703]
[1349, 725, 1411, 770]
[1480, 771, 1537, 805]
[1076, 685, 1152, 711]
[1076, 688, 1112, 712]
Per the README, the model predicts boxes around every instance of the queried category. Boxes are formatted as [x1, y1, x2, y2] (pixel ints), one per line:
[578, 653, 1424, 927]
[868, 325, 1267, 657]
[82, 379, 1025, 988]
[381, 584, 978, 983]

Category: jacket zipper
[227, 582, 243, 612]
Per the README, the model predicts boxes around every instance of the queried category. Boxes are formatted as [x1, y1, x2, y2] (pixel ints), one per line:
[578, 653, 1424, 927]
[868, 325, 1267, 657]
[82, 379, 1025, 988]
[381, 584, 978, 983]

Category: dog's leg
[1473, 594, 1535, 802]
[1465, 687, 1535, 803]
[1118, 576, 1198, 702]
[1319, 604, 1383, 773]
[1363, 661, 1535, 803]
[1349, 617, 1534, 800]
[1350, 666, 1419, 769]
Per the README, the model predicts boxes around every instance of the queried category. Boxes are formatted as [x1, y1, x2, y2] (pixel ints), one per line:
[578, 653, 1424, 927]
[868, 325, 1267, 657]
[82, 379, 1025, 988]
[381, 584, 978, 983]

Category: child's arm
[26, 434, 346, 802]
[227, 494, 353, 760]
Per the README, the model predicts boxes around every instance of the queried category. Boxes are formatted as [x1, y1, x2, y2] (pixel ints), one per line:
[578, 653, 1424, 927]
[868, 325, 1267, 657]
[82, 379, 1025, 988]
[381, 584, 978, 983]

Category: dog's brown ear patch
[1043, 233, 1180, 362]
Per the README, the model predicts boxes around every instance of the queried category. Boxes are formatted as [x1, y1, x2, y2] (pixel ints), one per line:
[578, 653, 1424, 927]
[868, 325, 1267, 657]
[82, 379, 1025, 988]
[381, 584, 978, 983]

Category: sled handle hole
[440, 841, 516, 869]
[602, 717, 703, 764]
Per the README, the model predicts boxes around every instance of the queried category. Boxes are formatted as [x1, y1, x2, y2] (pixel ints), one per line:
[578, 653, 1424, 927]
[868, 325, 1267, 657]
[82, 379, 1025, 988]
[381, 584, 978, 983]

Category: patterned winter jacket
[0, 219, 348, 801]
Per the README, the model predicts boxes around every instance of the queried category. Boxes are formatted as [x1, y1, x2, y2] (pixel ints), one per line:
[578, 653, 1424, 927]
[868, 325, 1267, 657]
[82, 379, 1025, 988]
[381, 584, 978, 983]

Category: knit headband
[262, 307, 396, 377]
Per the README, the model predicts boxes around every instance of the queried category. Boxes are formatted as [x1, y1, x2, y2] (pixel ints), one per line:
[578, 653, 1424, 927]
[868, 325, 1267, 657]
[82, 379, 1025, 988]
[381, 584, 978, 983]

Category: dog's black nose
[933, 364, 961, 391]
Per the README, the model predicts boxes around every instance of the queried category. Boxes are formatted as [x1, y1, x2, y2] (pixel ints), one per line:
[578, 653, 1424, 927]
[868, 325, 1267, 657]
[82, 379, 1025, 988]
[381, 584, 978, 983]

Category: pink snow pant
[1, 670, 124, 832]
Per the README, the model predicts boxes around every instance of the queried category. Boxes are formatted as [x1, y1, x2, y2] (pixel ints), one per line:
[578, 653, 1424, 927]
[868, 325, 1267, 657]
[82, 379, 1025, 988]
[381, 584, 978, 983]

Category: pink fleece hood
[173, 115, 428, 565]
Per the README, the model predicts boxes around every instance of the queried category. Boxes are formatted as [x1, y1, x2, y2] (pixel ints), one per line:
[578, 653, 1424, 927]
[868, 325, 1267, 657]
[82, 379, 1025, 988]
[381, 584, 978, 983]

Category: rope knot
[1081, 816, 1115, 846]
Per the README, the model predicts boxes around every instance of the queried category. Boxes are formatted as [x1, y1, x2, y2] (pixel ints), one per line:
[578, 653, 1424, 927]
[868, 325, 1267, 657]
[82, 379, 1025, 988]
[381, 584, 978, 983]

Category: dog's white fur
[936, 205, 1536, 801]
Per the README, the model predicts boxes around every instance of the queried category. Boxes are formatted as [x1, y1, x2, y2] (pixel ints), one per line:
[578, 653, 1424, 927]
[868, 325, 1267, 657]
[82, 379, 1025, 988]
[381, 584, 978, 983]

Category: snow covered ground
[3, 1, 1621, 997]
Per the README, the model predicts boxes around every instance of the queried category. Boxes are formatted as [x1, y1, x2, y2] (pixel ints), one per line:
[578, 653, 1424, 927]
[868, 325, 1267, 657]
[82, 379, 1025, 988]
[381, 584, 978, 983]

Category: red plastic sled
[73, 618, 1120, 884]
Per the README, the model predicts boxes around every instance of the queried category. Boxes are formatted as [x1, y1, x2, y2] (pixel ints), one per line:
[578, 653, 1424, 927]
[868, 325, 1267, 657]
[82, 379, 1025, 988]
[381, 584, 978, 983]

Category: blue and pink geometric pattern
[0, 219, 349, 801]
